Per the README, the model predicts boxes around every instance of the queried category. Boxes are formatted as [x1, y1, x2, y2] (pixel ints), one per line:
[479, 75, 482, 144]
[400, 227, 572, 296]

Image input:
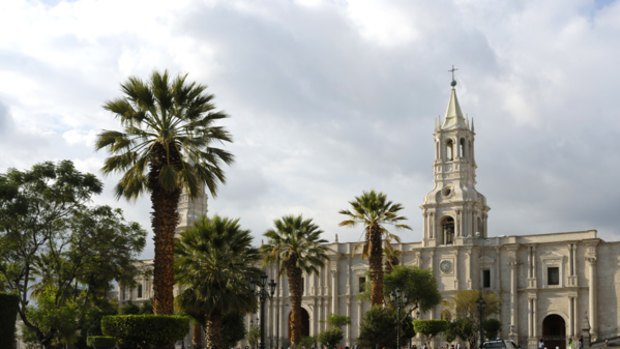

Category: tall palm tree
[262, 215, 329, 347]
[339, 190, 411, 306]
[175, 215, 261, 349]
[95, 70, 233, 314]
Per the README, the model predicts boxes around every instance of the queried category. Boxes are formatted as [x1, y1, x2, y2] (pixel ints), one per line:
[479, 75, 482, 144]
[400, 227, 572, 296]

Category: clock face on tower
[440, 260, 452, 273]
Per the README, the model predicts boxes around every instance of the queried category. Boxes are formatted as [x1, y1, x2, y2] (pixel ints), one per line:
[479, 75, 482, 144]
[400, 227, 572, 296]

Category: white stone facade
[118, 81, 620, 349]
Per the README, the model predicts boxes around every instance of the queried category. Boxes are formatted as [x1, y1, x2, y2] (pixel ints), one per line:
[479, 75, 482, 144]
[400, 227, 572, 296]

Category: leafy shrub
[483, 318, 501, 339]
[102, 314, 189, 348]
[87, 336, 116, 349]
[319, 328, 343, 349]
[0, 294, 19, 349]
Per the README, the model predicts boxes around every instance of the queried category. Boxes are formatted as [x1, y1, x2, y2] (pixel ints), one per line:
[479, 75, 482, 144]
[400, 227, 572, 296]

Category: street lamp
[256, 273, 277, 349]
[391, 288, 408, 349]
[476, 292, 486, 349]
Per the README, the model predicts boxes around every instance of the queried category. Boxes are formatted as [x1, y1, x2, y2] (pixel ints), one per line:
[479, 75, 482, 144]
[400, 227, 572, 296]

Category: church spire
[442, 66, 468, 130]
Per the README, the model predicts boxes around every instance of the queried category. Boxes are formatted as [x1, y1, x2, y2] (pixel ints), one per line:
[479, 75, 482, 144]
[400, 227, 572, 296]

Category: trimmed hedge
[0, 294, 19, 349]
[87, 336, 117, 349]
[101, 314, 189, 348]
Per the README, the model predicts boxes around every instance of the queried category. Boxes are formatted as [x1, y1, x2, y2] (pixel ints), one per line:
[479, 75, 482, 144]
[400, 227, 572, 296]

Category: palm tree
[175, 215, 261, 349]
[262, 215, 329, 347]
[339, 190, 411, 306]
[95, 70, 233, 314]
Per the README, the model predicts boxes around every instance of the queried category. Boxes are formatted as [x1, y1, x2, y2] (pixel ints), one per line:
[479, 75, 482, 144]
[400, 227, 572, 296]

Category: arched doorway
[288, 308, 310, 342]
[543, 314, 566, 349]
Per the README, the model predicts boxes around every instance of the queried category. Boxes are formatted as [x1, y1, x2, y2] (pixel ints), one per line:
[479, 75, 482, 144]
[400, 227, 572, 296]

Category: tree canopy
[0, 160, 145, 349]
[384, 265, 442, 313]
[175, 215, 261, 349]
[339, 190, 411, 305]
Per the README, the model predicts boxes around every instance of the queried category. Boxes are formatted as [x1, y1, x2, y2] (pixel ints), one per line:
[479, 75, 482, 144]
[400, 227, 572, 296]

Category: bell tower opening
[441, 216, 455, 245]
[446, 139, 454, 160]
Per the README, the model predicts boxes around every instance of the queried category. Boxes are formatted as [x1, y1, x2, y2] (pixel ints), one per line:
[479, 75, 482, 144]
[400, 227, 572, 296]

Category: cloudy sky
[1, 0, 619, 257]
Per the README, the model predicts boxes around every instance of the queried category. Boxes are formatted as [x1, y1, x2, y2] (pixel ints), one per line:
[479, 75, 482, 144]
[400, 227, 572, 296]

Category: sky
[1, 0, 620, 258]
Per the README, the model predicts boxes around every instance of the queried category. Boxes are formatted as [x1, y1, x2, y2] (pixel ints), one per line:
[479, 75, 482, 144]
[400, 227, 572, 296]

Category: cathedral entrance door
[288, 308, 310, 342]
[543, 314, 566, 349]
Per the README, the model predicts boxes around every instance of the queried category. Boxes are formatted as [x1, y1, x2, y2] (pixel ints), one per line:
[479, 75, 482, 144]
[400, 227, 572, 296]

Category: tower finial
[449, 65, 458, 87]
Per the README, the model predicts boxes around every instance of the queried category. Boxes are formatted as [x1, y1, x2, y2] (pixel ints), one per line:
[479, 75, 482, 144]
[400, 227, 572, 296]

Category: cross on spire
[449, 65, 458, 87]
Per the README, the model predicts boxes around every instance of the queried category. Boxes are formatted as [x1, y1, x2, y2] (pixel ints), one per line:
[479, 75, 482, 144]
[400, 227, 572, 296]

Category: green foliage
[176, 215, 261, 348]
[247, 324, 260, 349]
[339, 190, 411, 306]
[262, 214, 329, 346]
[0, 294, 19, 349]
[319, 328, 343, 349]
[451, 290, 500, 320]
[120, 301, 141, 315]
[326, 314, 351, 329]
[86, 336, 116, 349]
[101, 314, 189, 348]
[358, 306, 397, 349]
[483, 318, 501, 339]
[0, 160, 145, 347]
[413, 319, 449, 342]
[385, 265, 442, 312]
[222, 312, 247, 349]
[445, 318, 474, 343]
[300, 336, 317, 349]
[26, 286, 81, 347]
[318, 314, 349, 349]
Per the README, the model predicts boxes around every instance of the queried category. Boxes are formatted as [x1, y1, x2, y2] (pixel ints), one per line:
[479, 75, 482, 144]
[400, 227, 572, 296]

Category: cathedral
[117, 80, 620, 349]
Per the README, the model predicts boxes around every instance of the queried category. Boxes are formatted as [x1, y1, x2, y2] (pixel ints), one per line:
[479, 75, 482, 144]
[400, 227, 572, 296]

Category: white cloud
[1, 0, 620, 258]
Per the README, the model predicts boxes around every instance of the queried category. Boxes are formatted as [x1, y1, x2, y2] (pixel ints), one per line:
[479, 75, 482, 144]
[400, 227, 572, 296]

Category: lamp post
[391, 288, 407, 349]
[476, 292, 486, 349]
[256, 273, 277, 349]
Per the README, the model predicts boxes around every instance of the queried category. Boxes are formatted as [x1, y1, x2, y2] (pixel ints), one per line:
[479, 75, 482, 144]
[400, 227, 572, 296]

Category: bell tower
[421, 72, 489, 247]
[176, 183, 208, 235]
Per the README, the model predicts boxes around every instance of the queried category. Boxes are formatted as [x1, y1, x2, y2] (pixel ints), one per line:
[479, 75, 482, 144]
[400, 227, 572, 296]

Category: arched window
[446, 140, 454, 161]
[459, 138, 466, 158]
[442, 217, 455, 245]
[477, 217, 484, 236]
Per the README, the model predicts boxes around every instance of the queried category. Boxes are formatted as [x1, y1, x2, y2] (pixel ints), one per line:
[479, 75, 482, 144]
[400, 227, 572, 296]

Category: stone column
[509, 260, 518, 340]
[331, 269, 338, 314]
[587, 257, 597, 339]
[357, 299, 363, 340]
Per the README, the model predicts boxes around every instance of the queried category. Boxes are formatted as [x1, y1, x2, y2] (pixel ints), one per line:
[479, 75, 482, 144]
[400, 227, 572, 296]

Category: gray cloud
[1, 0, 620, 256]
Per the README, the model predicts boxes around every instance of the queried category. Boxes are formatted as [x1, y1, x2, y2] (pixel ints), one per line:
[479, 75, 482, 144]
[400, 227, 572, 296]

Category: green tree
[339, 190, 411, 305]
[358, 306, 397, 349]
[483, 318, 501, 340]
[262, 215, 329, 347]
[444, 318, 475, 349]
[96, 70, 234, 314]
[413, 320, 449, 347]
[0, 161, 145, 349]
[175, 215, 261, 349]
[384, 265, 442, 313]
[247, 324, 260, 349]
[222, 312, 247, 349]
[319, 329, 343, 349]
[318, 315, 350, 349]
[448, 290, 500, 348]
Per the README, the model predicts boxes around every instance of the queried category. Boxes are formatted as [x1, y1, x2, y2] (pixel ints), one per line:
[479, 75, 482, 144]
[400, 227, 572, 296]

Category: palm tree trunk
[192, 320, 203, 348]
[151, 182, 180, 315]
[369, 226, 384, 306]
[205, 312, 223, 349]
[149, 147, 181, 315]
[287, 262, 303, 347]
